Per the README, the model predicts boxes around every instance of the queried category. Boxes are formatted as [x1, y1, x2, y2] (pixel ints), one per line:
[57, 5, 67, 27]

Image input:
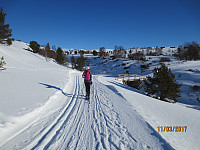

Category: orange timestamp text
[157, 126, 187, 132]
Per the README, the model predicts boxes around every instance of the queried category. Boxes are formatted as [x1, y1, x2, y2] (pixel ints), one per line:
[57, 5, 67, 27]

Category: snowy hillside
[0, 42, 200, 150]
[86, 55, 200, 106]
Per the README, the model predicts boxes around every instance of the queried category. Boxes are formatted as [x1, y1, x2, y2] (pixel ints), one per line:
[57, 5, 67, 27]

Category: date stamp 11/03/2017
[157, 126, 187, 132]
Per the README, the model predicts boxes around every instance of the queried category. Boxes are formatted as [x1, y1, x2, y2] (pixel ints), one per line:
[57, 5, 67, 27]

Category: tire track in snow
[25, 76, 80, 150]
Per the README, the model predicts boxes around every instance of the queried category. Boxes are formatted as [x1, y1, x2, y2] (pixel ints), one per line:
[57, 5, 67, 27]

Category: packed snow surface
[0, 41, 200, 150]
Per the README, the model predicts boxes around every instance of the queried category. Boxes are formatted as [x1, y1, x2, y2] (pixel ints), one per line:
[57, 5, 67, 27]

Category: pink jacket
[82, 70, 92, 82]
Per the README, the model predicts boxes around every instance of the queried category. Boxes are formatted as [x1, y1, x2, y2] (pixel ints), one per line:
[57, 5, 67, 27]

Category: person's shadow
[39, 83, 73, 97]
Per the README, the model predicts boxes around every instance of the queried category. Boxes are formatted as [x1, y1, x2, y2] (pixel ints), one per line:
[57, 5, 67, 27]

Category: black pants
[85, 82, 91, 96]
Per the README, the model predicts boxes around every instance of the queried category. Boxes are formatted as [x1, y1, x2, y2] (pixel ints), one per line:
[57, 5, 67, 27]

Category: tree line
[174, 42, 200, 61]
[29, 41, 67, 65]
[0, 5, 189, 103]
[96, 42, 200, 61]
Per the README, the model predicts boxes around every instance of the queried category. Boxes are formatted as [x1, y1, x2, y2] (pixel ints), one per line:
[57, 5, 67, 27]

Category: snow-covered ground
[86, 55, 200, 106]
[0, 41, 200, 150]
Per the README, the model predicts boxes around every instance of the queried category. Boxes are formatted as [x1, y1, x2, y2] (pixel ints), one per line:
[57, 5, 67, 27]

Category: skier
[82, 67, 92, 101]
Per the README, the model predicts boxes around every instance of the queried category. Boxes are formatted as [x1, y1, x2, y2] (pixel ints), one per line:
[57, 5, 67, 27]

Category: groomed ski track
[0, 71, 173, 150]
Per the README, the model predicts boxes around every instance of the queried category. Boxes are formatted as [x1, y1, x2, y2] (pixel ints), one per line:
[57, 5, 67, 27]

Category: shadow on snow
[39, 83, 73, 97]
[39, 83, 84, 98]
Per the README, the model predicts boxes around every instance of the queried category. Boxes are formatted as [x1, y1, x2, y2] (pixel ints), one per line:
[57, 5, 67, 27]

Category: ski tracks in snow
[90, 83, 138, 149]
[25, 75, 82, 150]
[40, 74, 138, 150]
[1, 72, 170, 150]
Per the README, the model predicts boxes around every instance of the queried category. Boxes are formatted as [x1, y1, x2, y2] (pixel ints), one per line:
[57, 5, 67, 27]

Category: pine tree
[76, 53, 85, 71]
[7, 38, 12, 46]
[56, 47, 65, 64]
[0, 6, 12, 43]
[144, 64, 181, 102]
[93, 50, 98, 56]
[0, 56, 6, 70]
[30, 41, 40, 53]
[71, 55, 76, 69]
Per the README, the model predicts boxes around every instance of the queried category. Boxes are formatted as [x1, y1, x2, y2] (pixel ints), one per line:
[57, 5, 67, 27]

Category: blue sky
[1, 0, 200, 49]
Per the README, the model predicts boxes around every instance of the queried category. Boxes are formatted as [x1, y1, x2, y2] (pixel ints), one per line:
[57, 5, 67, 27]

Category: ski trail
[89, 79, 138, 149]
[1, 73, 172, 150]
[48, 75, 157, 150]
[25, 75, 80, 150]
[48, 76, 90, 150]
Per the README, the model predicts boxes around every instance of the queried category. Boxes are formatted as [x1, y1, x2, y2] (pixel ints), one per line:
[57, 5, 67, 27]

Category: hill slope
[0, 42, 199, 150]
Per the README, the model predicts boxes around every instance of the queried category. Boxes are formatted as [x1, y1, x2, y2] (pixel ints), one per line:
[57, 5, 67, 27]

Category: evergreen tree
[71, 55, 76, 69]
[56, 47, 65, 64]
[76, 53, 85, 71]
[0, 6, 12, 43]
[0, 56, 6, 70]
[144, 64, 181, 102]
[93, 50, 98, 56]
[7, 38, 12, 46]
[30, 41, 40, 53]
